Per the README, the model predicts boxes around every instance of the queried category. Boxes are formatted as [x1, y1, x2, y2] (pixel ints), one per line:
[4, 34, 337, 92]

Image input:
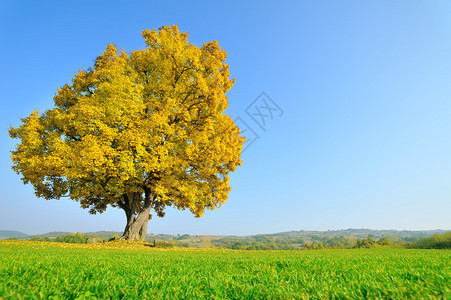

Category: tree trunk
[139, 217, 149, 241]
[120, 190, 154, 241]
[121, 216, 148, 240]
[122, 209, 135, 237]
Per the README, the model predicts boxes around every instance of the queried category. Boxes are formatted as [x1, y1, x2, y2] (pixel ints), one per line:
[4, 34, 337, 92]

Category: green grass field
[0, 241, 449, 299]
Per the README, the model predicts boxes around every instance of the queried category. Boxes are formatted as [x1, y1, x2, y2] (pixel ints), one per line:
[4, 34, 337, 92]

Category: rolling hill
[0, 230, 29, 239]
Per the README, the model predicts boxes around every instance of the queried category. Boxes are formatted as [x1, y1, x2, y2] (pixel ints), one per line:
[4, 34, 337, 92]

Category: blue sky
[1, 1, 450, 235]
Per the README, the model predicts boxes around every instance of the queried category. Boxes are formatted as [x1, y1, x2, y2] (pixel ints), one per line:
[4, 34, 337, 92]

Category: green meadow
[0, 241, 449, 299]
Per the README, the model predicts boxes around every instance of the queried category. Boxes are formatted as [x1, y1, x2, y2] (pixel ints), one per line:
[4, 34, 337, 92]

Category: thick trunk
[122, 209, 135, 237]
[121, 217, 147, 240]
[139, 217, 149, 241]
[120, 190, 154, 241]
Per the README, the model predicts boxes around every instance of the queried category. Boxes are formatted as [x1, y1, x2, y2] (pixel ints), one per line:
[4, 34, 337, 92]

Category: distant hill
[0, 230, 29, 239]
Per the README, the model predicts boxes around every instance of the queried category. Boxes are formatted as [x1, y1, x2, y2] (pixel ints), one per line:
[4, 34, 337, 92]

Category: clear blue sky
[1, 1, 450, 235]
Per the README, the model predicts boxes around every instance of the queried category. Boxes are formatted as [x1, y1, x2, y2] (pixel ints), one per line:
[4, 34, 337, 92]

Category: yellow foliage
[9, 25, 244, 218]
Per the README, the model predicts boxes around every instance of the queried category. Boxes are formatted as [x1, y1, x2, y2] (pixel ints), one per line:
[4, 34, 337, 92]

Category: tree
[9, 25, 244, 240]
[377, 237, 392, 246]
[347, 234, 357, 248]
[55, 232, 88, 244]
[357, 238, 375, 248]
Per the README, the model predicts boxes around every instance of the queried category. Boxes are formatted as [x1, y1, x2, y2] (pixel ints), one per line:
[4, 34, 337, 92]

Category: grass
[0, 241, 449, 299]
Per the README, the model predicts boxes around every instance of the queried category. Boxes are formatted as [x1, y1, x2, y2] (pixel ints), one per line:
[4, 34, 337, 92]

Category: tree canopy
[9, 25, 244, 240]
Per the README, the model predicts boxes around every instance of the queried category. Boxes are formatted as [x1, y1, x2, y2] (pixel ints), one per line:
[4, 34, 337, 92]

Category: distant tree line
[304, 232, 450, 250]
[209, 237, 303, 250]
[14, 231, 450, 250]
[28, 232, 105, 244]
[55, 232, 89, 244]
[206, 232, 450, 250]
[406, 232, 451, 249]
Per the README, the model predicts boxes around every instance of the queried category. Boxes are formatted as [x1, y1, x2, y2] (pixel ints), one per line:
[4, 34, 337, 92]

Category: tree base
[121, 217, 149, 240]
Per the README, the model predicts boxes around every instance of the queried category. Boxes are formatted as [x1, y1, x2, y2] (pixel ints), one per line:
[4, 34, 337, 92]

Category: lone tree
[9, 25, 244, 240]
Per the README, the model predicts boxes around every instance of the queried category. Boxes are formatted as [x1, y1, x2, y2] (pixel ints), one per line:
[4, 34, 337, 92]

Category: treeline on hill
[208, 236, 393, 250]
[18, 232, 176, 248]
[213, 237, 302, 250]
[20, 232, 105, 244]
[172, 232, 451, 250]
[406, 232, 451, 249]
[171, 232, 451, 250]
[10, 231, 450, 250]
